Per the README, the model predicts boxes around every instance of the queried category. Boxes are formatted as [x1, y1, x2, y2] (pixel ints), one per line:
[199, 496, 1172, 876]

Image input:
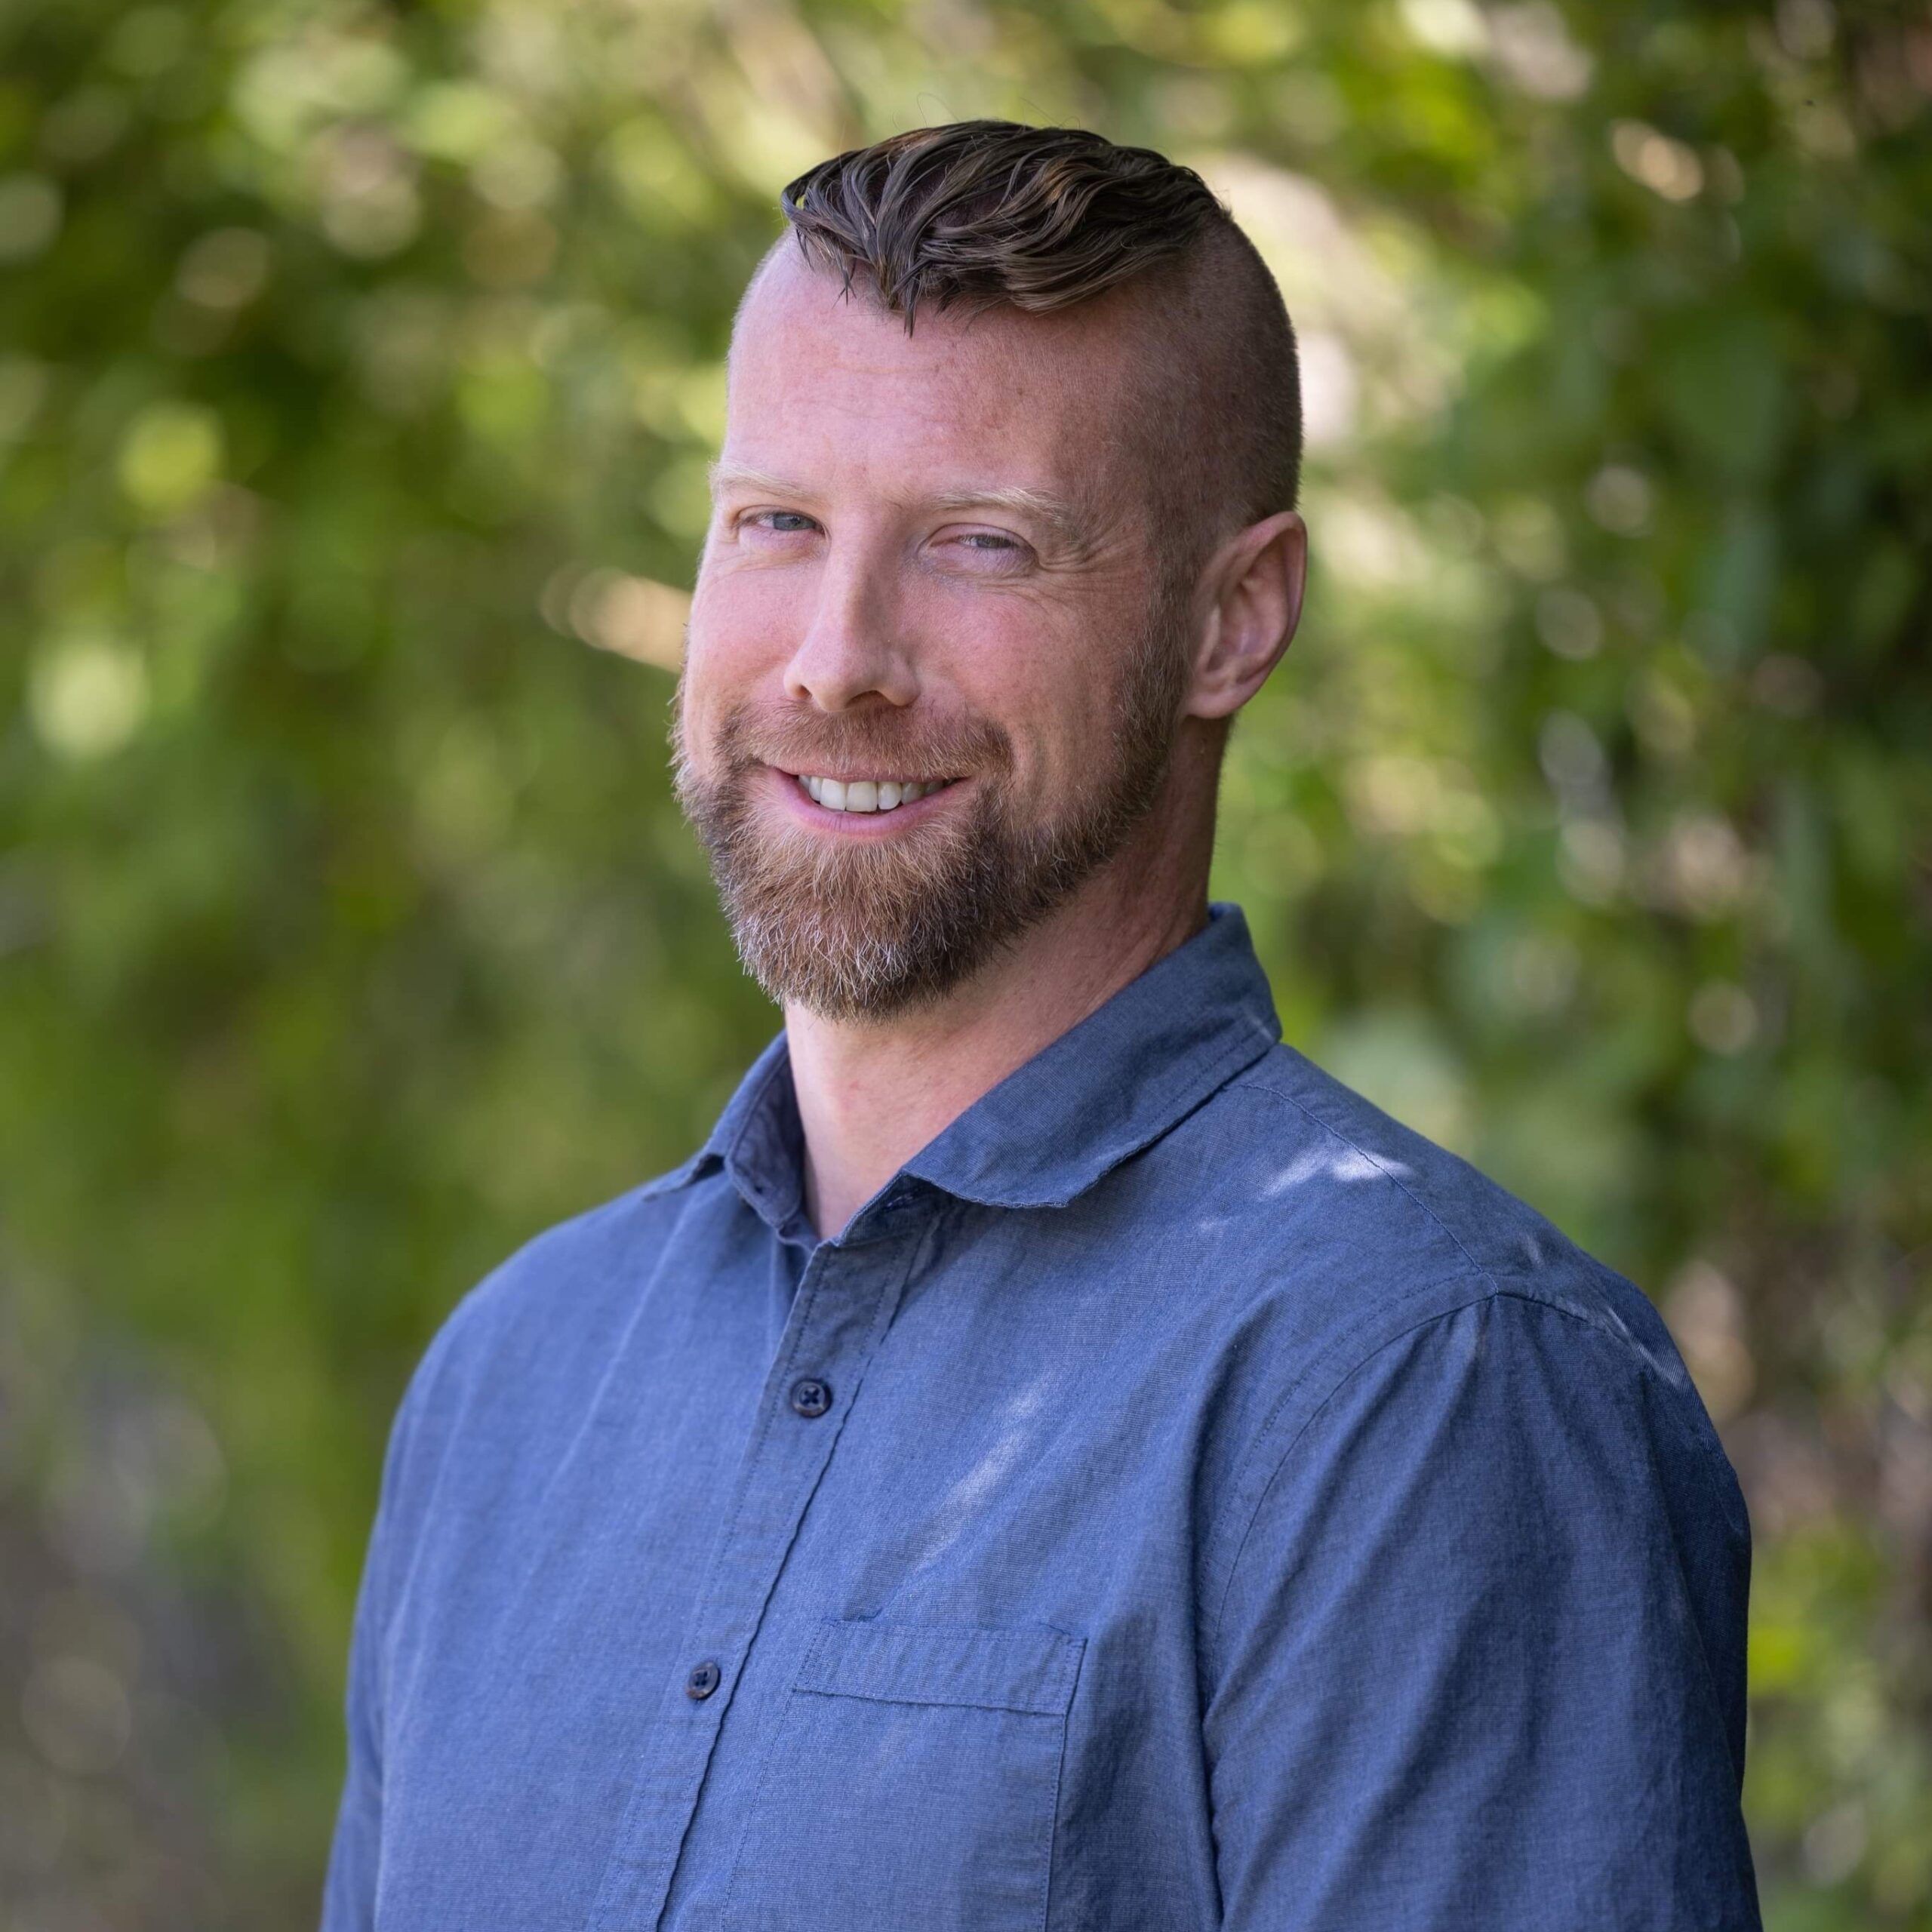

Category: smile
[794, 774, 959, 814]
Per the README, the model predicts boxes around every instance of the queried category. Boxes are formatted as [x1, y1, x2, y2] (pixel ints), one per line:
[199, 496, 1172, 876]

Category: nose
[783, 545, 918, 713]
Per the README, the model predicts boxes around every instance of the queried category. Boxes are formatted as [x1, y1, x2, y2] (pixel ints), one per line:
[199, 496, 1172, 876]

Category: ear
[1183, 510, 1306, 721]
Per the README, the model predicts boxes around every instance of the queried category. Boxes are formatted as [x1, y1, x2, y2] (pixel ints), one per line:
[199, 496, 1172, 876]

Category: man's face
[675, 248, 1194, 1019]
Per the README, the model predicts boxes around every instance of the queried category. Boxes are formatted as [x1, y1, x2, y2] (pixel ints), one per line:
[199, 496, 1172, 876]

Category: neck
[784, 789, 1214, 1239]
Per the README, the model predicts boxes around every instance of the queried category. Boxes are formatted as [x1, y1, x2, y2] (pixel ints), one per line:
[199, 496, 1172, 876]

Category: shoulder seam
[1205, 1272, 1499, 1661]
[1204, 1284, 1745, 1669]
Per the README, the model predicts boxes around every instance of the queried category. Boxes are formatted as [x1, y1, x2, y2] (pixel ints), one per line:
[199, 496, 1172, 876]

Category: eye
[937, 528, 1032, 570]
[740, 509, 820, 536]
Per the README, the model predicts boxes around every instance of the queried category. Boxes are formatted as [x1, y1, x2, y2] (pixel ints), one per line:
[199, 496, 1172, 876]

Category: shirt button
[789, 1377, 832, 1419]
[685, 1659, 722, 1700]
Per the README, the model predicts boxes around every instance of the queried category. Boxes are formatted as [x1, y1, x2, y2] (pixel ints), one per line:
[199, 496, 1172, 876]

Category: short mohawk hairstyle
[777, 120, 1303, 534]
[780, 120, 1227, 326]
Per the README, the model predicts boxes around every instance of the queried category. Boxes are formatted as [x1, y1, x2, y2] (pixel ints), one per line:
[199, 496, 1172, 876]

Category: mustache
[706, 700, 1013, 782]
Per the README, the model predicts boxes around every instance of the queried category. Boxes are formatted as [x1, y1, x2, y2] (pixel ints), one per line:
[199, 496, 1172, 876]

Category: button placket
[583, 1220, 928, 1932]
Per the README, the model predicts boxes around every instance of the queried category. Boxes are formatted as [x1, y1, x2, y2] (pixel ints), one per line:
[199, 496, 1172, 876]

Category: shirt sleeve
[318, 1526, 386, 1932]
[1203, 1289, 1760, 1932]
[318, 1333, 447, 1932]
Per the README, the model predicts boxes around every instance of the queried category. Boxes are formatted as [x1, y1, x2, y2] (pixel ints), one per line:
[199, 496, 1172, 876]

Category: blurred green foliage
[0, 0, 1926, 1924]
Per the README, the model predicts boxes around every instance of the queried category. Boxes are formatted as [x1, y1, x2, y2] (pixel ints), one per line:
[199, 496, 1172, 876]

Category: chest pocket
[721, 1617, 1086, 1932]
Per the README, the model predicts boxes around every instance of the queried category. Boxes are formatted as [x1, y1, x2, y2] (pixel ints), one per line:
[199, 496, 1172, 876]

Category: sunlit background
[2, 0, 1927, 1924]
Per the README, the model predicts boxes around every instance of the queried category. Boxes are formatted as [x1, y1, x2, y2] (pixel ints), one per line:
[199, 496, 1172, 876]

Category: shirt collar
[905, 900, 1280, 1208]
[677, 1029, 811, 1241]
[669, 900, 1281, 1226]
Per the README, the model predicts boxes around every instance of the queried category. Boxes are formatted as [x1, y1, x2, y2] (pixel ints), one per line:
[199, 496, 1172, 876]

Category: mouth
[789, 771, 961, 816]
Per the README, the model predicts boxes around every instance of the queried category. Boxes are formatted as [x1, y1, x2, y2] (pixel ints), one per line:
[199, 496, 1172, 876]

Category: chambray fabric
[321, 902, 1761, 1932]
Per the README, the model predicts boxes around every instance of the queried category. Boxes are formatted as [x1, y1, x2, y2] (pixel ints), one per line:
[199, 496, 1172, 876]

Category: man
[323, 122, 1760, 1930]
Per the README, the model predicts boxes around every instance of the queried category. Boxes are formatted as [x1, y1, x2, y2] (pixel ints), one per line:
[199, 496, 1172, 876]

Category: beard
[672, 592, 1193, 1021]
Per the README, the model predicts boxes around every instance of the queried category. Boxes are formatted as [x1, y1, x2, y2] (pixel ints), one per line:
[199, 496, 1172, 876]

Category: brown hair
[778, 120, 1303, 556]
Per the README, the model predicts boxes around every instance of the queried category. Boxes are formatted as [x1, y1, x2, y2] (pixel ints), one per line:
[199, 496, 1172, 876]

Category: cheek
[689, 568, 803, 677]
[681, 575, 796, 728]
[939, 605, 1125, 795]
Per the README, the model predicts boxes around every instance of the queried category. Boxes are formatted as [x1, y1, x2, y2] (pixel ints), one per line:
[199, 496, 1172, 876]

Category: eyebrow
[707, 461, 1093, 555]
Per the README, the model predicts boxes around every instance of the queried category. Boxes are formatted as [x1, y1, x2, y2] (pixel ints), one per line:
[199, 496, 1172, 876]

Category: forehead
[722, 247, 1155, 497]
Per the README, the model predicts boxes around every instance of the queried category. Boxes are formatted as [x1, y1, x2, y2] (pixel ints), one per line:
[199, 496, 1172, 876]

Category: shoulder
[1215, 1041, 1600, 1288]
[1165, 1039, 1690, 1377]
[377, 1158, 728, 1492]
[1161, 1043, 1747, 1594]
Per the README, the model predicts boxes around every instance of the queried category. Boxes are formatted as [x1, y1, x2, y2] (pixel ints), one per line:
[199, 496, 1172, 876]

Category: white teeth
[796, 774, 950, 814]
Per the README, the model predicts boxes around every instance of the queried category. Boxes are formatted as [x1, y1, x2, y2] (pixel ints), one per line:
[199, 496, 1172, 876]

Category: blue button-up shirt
[322, 903, 1760, 1930]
